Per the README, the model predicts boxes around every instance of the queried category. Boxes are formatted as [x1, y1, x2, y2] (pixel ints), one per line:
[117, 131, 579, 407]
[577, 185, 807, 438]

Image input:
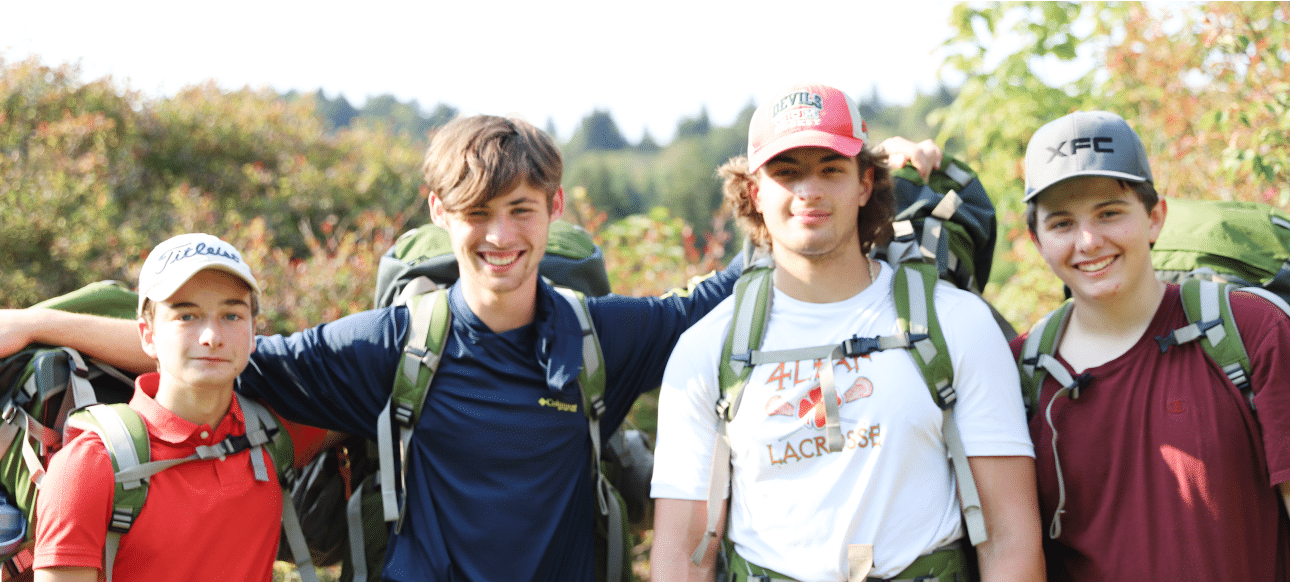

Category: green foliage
[0, 57, 150, 306]
[937, 1, 1290, 331]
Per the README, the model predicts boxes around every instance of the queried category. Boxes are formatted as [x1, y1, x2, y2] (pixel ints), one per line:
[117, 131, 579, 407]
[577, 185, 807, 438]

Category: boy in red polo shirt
[33, 233, 285, 582]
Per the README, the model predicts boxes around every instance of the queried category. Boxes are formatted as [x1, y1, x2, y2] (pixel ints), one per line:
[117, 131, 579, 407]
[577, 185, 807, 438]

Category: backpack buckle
[842, 335, 883, 357]
[393, 402, 415, 427]
[108, 508, 135, 534]
[1154, 318, 1222, 353]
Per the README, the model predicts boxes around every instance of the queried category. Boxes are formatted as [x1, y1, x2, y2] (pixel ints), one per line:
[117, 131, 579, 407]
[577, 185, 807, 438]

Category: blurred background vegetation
[3, 2, 1288, 579]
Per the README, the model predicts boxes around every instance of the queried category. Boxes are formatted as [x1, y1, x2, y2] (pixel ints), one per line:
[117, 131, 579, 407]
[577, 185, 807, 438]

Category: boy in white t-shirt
[649, 83, 1044, 582]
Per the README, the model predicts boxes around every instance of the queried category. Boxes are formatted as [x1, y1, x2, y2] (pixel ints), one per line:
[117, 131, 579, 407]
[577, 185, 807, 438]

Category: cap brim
[1024, 170, 1150, 202]
[138, 263, 260, 313]
[749, 131, 865, 172]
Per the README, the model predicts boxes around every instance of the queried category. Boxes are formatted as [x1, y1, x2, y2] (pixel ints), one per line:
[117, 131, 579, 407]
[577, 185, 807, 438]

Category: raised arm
[0, 308, 152, 373]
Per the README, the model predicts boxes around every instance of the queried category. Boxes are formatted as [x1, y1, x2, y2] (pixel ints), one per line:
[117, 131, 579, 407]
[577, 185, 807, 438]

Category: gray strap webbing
[104, 531, 120, 582]
[347, 478, 370, 582]
[394, 275, 440, 308]
[238, 394, 273, 482]
[745, 334, 911, 366]
[901, 267, 938, 365]
[554, 289, 621, 582]
[691, 428, 730, 566]
[728, 277, 766, 379]
[943, 408, 985, 544]
[915, 190, 962, 271]
[86, 406, 146, 490]
[1156, 280, 1225, 348]
[943, 161, 973, 187]
[1198, 280, 1225, 345]
[63, 349, 98, 413]
[395, 423, 415, 531]
[383, 290, 441, 530]
[556, 288, 602, 380]
[376, 400, 398, 523]
[817, 347, 845, 452]
[282, 488, 321, 582]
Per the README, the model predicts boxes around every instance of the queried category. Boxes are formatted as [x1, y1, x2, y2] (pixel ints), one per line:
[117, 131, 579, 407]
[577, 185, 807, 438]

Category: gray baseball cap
[1023, 110, 1153, 202]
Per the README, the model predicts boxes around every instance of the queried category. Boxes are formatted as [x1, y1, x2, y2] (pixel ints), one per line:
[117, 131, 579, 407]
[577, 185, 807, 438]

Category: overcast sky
[1, 0, 965, 142]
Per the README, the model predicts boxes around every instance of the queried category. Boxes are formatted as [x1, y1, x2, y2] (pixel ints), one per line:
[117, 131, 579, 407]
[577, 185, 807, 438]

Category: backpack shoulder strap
[378, 288, 450, 529]
[718, 265, 775, 421]
[1018, 300, 1076, 419]
[234, 396, 320, 582]
[553, 287, 606, 413]
[64, 403, 149, 582]
[691, 264, 774, 566]
[552, 287, 625, 582]
[891, 263, 953, 405]
[1168, 279, 1256, 410]
[891, 263, 987, 546]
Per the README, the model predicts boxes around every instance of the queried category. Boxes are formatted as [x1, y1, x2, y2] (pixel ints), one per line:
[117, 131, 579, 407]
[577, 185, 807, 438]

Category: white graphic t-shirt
[651, 261, 1032, 580]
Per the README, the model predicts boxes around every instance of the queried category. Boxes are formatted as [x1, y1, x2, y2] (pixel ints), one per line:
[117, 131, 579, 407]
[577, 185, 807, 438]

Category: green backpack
[294, 220, 641, 582]
[1153, 197, 1290, 305]
[0, 281, 318, 581]
[693, 158, 1003, 579]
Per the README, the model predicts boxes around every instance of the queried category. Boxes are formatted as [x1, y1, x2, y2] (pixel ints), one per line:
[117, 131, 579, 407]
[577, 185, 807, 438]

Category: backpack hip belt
[725, 540, 971, 582]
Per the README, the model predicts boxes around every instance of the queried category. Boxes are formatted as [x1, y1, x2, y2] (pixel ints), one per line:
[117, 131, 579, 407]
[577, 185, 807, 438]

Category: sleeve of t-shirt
[1230, 291, 1290, 486]
[938, 285, 1035, 458]
[649, 303, 731, 501]
[33, 433, 115, 571]
[238, 306, 409, 440]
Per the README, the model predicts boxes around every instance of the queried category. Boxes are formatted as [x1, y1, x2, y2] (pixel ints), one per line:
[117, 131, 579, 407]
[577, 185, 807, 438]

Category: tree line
[2, 2, 1285, 338]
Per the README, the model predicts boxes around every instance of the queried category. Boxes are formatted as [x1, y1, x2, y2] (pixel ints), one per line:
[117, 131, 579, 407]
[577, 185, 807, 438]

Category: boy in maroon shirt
[1016, 110, 1290, 581]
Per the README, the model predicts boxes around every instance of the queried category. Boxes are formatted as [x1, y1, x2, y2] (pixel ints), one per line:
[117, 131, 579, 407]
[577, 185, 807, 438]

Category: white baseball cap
[137, 233, 260, 314]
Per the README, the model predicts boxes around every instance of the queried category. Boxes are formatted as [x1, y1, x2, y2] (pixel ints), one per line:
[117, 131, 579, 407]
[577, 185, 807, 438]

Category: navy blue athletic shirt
[239, 260, 740, 581]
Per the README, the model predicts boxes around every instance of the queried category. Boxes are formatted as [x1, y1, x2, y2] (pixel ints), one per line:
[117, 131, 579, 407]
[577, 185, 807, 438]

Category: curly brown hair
[719, 148, 895, 255]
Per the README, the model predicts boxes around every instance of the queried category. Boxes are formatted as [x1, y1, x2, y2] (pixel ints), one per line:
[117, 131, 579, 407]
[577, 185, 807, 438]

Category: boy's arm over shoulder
[0, 309, 150, 373]
[34, 434, 115, 575]
[241, 306, 408, 439]
[586, 257, 742, 416]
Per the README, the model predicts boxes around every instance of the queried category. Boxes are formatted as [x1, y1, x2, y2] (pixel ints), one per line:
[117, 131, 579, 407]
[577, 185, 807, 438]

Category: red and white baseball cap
[747, 82, 868, 172]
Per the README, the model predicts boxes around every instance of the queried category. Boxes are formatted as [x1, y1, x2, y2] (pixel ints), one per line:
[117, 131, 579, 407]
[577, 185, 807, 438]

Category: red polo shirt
[34, 372, 283, 581]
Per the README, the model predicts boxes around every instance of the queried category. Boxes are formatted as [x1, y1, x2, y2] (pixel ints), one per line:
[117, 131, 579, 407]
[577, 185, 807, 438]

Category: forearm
[34, 567, 99, 582]
[969, 456, 1046, 582]
[0, 308, 152, 373]
[651, 498, 722, 582]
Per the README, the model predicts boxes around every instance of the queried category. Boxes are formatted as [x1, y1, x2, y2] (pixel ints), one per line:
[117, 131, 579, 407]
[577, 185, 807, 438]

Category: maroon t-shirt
[1012, 285, 1290, 581]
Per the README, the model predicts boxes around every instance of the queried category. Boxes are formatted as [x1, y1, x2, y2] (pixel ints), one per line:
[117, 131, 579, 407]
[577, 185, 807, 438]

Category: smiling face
[753, 146, 873, 264]
[1031, 176, 1165, 305]
[139, 269, 256, 394]
[430, 182, 563, 316]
